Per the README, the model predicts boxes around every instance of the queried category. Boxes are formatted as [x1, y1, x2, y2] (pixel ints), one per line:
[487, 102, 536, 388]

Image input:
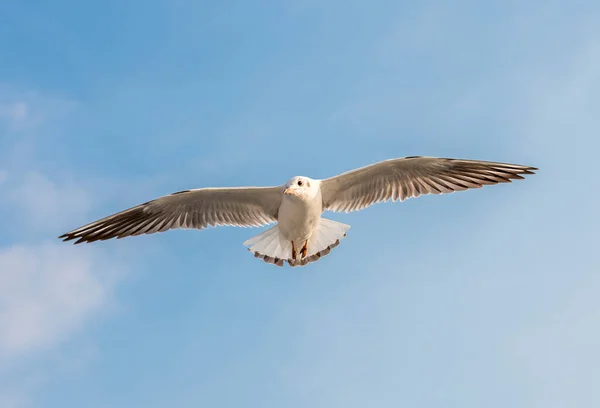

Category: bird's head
[283, 176, 319, 201]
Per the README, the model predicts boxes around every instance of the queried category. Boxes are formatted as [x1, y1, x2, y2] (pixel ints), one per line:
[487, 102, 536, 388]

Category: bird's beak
[284, 187, 293, 195]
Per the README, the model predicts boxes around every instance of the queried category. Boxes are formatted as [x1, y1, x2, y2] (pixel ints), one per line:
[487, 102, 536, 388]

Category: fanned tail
[293, 218, 350, 267]
[243, 225, 291, 267]
[242, 219, 350, 267]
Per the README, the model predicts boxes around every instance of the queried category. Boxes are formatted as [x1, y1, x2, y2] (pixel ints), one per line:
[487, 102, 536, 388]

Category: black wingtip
[59, 233, 83, 244]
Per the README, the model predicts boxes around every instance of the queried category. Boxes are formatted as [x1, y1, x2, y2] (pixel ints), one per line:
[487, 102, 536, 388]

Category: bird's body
[277, 177, 322, 245]
[59, 156, 537, 267]
[246, 176, 349, 266]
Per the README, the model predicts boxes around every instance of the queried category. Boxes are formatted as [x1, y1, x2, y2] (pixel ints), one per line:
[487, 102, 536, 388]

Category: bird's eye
[297, 180, 303, 186]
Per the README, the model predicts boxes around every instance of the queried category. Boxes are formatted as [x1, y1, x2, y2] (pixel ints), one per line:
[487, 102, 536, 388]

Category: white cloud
[0, 242, 118, 358]
[0, 86, 128, 407]
[0, 85, 77, 133]
[1, 188, 115, 357]
[0, 169, 127, 407]
[0, 101, 29, 124]
[0, 100, 38, 133]
[0, 170, 122, 407]
[5, 171, 91, 233]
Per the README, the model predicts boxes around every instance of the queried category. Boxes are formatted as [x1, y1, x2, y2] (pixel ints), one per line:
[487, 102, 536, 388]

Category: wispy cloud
[0, 102, 29, 129]
[0, 87, 128, 407]
[2, 171, 91, 234]
[0, 244, 119, 359]
[0, 85, 77, 134]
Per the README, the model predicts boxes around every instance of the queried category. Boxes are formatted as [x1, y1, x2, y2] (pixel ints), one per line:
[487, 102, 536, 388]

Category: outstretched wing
[59, 186, 284, 244]
[320, 156, 537, 213]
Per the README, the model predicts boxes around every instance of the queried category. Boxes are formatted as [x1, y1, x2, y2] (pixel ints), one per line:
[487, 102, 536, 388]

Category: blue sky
[0, 1, 598, 407]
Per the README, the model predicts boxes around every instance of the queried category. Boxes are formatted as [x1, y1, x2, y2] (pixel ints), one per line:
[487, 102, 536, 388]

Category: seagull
[59, 156, 537, 267]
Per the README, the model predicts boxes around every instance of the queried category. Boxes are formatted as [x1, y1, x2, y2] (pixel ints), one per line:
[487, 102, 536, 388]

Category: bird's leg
[291, 241, 297, 259]
[300, 240, 308, 258]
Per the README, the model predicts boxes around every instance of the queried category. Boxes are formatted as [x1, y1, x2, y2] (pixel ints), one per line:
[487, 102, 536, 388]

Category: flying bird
[59, 156, 537, 267]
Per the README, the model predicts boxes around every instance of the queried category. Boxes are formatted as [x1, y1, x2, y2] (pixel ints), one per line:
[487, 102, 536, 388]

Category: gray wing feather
[59, 186, 284, 244]
[320, 156, 537, 213]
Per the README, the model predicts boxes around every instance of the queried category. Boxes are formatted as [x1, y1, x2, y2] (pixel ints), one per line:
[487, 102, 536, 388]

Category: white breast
[277, 194, 322, 242]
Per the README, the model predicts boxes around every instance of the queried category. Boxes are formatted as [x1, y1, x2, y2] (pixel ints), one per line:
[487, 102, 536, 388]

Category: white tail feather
[243, 218, 350, 267]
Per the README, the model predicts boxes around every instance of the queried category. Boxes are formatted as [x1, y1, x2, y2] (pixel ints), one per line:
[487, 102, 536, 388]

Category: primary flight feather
[59, 156, 537, 267]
